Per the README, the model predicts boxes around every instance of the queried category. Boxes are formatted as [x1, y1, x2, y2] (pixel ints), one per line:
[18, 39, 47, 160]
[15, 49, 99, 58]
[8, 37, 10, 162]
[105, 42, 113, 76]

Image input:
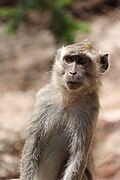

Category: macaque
[20, 40, 109, 180]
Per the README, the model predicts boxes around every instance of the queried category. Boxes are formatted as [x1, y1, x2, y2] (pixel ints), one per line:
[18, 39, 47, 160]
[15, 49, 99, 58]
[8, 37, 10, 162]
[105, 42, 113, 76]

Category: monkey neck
[62, 90, 99, 108]
[50, 82, 99, 108]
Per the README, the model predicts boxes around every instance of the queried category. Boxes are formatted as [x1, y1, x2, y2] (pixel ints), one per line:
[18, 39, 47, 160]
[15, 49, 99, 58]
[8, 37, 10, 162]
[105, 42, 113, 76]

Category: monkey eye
[64, 56, 74, 64]
[77, 58, 87, 65]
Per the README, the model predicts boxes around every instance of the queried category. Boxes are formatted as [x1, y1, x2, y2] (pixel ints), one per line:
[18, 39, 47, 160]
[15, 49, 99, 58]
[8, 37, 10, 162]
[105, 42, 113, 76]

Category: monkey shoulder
[36, 83, 52, 99]
[31, 83, 62, 121]
[35, 83, 62, 108]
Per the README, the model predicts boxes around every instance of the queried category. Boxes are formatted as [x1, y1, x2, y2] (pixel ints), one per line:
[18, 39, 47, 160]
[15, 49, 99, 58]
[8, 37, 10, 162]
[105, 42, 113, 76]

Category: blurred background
[0, 0, 120, 179]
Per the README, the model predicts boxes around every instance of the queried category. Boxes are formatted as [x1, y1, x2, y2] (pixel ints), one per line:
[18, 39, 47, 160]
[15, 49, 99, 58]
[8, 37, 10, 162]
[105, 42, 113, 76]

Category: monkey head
[52, 40, 109, 93]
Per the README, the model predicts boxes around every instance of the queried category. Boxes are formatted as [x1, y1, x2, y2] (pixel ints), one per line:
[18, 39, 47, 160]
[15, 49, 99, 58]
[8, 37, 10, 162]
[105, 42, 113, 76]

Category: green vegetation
[0, 7, 26, 34]
[0, 0, 90, 43]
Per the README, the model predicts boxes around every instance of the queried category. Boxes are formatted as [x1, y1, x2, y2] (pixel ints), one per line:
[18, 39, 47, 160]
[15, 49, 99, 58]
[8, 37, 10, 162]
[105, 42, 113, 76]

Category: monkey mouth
[67, 81, 81, 90]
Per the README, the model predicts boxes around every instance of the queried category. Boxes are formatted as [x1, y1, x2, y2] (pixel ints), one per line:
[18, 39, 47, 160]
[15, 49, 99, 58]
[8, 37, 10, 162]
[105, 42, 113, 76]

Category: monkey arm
[20, 100, 50, 180]
[20, 86, 57, 180]
[20, 88, 56, 180]
[20, 135, 38, 180]
[20, 123, 46, 180]
[63, 124, 94, 180]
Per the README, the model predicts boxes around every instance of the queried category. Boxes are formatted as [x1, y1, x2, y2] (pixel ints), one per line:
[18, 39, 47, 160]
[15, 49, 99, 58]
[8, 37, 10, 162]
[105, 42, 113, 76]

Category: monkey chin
[66, 82, 81, 91]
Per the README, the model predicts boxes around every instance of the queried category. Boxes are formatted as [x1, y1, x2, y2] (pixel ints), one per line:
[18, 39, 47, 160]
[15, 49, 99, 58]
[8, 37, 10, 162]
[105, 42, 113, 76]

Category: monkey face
[63, 54, 93, 91]
[52, 41, 109, 93]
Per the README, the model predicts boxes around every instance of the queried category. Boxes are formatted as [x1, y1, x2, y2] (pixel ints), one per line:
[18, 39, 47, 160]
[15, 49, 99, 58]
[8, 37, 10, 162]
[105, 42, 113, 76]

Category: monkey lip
[67, 81, 81, 90]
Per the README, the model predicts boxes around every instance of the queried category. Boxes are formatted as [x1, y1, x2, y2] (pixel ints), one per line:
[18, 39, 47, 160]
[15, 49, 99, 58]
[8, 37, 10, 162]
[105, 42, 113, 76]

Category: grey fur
[20, 41, 108, 180]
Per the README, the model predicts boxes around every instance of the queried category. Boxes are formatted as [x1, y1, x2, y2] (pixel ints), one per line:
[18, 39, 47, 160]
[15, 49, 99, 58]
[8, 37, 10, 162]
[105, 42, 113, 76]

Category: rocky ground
[0, 8, 120, 179]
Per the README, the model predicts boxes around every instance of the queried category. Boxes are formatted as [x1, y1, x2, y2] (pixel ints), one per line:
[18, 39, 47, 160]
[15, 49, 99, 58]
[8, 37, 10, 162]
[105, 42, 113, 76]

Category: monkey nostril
[69, 71, 77, 75]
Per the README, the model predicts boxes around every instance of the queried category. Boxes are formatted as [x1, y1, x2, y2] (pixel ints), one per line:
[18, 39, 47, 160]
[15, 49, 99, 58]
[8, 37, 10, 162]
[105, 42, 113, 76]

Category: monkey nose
[69, 71, 77, 76]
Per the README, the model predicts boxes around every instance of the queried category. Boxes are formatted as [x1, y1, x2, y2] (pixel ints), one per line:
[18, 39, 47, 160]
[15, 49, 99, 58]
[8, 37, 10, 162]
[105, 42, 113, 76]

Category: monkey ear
[100, 54, 109, 73]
